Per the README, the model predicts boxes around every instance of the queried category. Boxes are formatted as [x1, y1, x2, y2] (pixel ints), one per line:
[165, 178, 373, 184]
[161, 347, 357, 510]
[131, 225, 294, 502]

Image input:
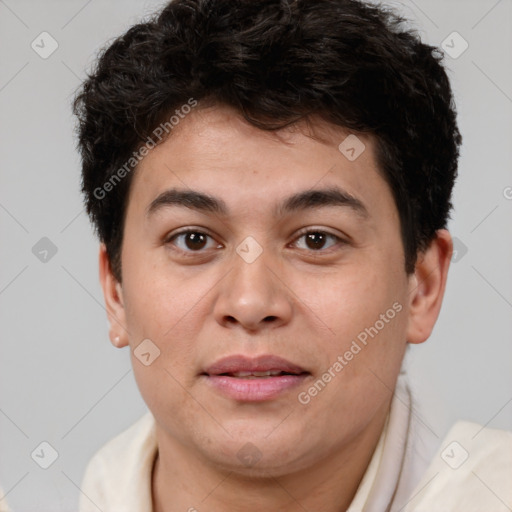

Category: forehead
[126, 104, 396, 224]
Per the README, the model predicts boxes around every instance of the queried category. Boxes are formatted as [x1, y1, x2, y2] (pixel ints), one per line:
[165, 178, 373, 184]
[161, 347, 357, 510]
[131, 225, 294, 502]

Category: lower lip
[204, 374, 309, 401]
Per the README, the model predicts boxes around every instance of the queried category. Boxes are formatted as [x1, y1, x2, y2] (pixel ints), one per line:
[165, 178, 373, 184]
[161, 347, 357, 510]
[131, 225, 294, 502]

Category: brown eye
[167, 230, 219, 253]
[183, 232, 208, 250]
[305, 232, 327, 250]
[294, 230, 343, 252]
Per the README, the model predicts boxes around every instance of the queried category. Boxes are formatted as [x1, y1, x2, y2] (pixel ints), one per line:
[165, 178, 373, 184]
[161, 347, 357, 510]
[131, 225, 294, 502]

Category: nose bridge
[232, 243, 273, 298]
[213, 236, 292, 330]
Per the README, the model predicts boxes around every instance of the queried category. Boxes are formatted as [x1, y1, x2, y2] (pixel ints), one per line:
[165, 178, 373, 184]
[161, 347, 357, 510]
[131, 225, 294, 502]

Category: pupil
[307, 233, 325, 250]
[186, 233, 206, 250]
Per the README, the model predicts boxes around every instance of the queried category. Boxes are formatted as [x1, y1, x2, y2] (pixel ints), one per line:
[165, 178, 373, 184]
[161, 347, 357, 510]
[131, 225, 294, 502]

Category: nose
[213, 247, 293, 332]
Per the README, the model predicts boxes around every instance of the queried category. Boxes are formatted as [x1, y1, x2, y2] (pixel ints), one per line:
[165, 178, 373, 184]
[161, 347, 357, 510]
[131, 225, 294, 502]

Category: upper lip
[203, 355, 309, 376]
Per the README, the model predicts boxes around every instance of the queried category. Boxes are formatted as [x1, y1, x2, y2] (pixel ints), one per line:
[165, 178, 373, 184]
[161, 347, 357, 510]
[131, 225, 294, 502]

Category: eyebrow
[146, 186, 369, 219]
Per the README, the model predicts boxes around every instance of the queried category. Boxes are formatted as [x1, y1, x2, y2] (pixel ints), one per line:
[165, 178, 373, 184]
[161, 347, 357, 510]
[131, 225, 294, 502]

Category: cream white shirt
[78, 374, 512, 512]
[0, 488, 11, 512]
[403, 420, 512, 511]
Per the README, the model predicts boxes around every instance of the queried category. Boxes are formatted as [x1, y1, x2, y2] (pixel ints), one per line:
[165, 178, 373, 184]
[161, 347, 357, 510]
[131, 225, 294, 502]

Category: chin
[197, 433, 316, 477]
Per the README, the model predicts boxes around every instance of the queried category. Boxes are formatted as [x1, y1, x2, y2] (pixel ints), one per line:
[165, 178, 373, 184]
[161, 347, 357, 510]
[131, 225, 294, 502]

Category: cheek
[122, 247, 202, 337]
[123, 264, 204, 423]
[120, 258, 204, 400]
[295, 275, 407, 435]
[296, 264, 405, 344]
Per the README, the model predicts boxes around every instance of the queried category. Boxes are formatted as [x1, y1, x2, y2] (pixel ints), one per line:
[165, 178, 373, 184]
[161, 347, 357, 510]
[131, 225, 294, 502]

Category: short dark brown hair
[73, 0, 462, 281]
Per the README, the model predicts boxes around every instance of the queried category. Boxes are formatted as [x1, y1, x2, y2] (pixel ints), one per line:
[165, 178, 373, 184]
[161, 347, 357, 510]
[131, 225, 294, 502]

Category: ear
[406, 229, 453, 344]
[98, 243, 129, 348]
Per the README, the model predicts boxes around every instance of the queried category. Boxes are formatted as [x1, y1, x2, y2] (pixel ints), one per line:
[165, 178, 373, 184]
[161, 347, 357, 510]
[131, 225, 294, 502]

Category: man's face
[115, 104, 414, 474]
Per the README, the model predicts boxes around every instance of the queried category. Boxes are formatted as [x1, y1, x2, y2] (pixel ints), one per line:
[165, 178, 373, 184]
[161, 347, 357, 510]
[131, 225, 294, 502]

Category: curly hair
[73, 0, 462, 282]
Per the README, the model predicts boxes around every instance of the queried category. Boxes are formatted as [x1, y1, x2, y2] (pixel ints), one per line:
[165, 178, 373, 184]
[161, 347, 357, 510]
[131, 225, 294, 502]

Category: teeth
[230, 370, 285, 378]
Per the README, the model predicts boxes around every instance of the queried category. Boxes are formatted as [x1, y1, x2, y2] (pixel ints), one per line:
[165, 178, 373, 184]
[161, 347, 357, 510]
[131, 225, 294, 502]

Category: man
[73, 0, 511, 510]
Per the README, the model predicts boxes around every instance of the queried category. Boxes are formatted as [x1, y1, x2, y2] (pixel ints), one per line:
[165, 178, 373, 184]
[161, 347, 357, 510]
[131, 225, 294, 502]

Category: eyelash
[165, 228, 346, 257]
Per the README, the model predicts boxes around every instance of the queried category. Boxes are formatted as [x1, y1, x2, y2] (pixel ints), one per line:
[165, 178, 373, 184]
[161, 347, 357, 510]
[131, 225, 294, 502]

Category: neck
[151, 407, 389, 512]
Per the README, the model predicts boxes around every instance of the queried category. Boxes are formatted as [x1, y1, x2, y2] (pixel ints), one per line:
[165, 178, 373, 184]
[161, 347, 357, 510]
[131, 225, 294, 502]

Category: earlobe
[98, 244, 129, 348]
[406, 229, 453, 345]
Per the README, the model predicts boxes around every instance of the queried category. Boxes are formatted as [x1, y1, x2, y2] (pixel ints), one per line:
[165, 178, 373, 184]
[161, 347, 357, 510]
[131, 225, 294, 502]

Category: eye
[165, 228, 346, 256]
[166, 230, 221, 253]
[292, 230, 345, 252]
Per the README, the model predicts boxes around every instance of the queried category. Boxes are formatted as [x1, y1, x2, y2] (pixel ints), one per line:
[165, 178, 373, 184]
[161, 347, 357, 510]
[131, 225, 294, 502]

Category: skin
[99, 103, 452, 512]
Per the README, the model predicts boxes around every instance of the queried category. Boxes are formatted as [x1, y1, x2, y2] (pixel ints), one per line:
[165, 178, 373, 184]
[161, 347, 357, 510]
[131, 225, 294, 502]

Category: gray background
[0, 0, 511, 510]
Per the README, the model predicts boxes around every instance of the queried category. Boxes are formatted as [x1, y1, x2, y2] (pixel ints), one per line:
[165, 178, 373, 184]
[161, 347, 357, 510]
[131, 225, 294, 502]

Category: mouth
[201, 355, 310, 401]
[218, 370, 305, 379]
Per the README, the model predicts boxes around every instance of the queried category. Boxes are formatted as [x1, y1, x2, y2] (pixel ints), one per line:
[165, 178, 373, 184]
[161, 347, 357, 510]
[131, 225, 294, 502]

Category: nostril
[264, 316, 277, 322]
